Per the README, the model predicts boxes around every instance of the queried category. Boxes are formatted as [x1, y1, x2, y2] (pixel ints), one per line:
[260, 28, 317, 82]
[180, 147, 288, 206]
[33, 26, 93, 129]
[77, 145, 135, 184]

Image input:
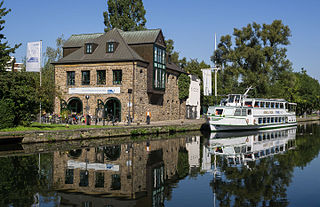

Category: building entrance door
[67, 98, 83, 114]
[105, 98, 121, 122]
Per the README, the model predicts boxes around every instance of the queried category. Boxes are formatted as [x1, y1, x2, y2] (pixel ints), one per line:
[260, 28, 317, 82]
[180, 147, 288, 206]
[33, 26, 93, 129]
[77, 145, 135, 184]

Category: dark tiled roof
[166, 62, 186, 74]
[120, 29, 161, 44]
[63, 33, 104, 48]
[55, 29, 145, 64]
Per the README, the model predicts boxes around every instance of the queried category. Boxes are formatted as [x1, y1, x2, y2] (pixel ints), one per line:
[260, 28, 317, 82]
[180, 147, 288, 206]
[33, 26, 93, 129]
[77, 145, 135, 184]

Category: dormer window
[85, 43, 93, 54]
[106, 40, 118, 53]
[107, 42, 114, 53]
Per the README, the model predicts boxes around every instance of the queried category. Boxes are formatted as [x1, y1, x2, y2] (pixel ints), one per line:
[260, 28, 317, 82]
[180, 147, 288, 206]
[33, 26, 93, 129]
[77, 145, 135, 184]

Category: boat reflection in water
[206, 127, 297, 207]
[208, 127, 296, 166]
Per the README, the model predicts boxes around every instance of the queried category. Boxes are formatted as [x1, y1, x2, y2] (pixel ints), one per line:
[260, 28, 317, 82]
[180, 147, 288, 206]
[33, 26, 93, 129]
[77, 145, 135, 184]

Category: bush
[0, 99, 15, 129]
[178, 73, 190, 100]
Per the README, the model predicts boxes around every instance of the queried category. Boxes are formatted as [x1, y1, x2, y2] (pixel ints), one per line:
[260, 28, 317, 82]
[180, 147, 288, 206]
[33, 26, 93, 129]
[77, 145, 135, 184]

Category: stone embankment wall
[12, 122, 204, 144]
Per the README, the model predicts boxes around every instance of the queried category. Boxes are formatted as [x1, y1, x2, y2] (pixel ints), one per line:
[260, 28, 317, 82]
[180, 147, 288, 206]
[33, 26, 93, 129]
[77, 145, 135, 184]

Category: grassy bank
[0, 123, 117, 132]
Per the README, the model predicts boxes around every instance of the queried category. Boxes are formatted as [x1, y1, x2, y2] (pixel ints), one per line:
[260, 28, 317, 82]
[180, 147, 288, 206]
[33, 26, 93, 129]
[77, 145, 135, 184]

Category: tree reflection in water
[210, 123, 320, 207]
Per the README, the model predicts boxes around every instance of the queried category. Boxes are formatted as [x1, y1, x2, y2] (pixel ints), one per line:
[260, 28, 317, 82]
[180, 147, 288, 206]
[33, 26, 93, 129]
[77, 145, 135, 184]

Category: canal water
[0, 121, 320, 207]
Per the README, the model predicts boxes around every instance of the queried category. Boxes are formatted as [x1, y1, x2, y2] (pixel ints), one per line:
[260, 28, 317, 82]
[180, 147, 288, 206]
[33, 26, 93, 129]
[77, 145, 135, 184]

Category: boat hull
[208, 122, 297, 132]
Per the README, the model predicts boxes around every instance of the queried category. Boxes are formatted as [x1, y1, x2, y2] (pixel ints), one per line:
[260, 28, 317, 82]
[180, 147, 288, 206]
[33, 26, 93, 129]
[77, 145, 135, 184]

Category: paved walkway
[107, 118, 206, 127]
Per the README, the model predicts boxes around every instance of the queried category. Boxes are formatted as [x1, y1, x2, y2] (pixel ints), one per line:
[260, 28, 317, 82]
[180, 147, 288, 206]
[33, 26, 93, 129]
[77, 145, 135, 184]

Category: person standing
[146, 111, 151, 125]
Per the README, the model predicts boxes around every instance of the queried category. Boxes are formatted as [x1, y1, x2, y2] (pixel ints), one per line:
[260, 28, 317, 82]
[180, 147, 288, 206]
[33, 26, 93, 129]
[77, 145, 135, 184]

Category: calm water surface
[1, 122, 320, 207]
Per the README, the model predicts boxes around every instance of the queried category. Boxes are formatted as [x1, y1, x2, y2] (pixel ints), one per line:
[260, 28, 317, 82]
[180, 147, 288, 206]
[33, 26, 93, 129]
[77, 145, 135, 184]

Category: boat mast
[243, 86, 253, 97]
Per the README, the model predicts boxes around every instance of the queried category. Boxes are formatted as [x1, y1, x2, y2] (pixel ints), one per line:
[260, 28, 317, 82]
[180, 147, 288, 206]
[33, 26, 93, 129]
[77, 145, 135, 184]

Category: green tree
[41, 35, 65, 113]
[178, 73, 190, 100]
[103, 0, 146, 32]
[0, 0, 20, 71]
[291, 69, 320, 115]
[0, 98, 14, 129]
[165, 39, 180, 65]
[212, 20, 293, 98]
[0, 72, 39, 126]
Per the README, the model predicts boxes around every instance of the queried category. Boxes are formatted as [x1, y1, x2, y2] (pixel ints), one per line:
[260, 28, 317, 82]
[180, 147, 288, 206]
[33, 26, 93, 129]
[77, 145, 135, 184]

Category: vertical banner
[202, 69, 212, 96]
[26, 41, 41, 72]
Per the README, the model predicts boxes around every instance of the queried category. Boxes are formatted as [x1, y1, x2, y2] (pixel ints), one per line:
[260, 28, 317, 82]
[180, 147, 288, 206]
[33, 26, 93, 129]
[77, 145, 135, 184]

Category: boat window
[234, 109, 241, 116]
[282, 117, 285, 123]
[258, 118, 262, 124]
[261, 102, 265, 108]
[241, 109, 246, 116]
[275, 117, 278, 123]
[228, 95, 235, 103]
[285, 103, 289, 111]
[247, 109, 252, 115]
[280, 103, 284, 109]
[280, 146, 284, 151]
[241, 146, 246, 153]
[266, 149, 270, 155]
[276, 103, 279, 108]
[263, 117, 266, 123]
[215, 109, 223, 115]
[254, 101, 260, 107]
[215, 147, 223, 153]
[267, 134, 270, 139]
[245, 101, 252, 107]
[271, 117, 274, 123]
[254, 152, 259, 158]
[271, 102, 275, 108]
[235, 95, 241, 103]
[220, 98, 227, 106]
[258, 134, 262, 141]
[234, 147, 240, 153]
[266, 102, 270, 108]
[267, 117, 270, 123]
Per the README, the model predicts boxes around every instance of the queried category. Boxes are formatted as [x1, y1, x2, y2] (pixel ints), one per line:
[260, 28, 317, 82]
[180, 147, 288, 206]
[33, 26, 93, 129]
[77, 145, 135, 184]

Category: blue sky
[3, 0, 320, 80]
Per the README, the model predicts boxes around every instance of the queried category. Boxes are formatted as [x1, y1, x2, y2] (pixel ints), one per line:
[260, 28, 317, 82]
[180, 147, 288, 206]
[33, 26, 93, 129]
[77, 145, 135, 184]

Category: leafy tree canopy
[0, 72, 39, 126]
[103, 0, 146, 32]
[212, 20, 293, 98]
[0, 0, 20, 72]
[178, 73, 190, 100]
[41, 35, 65, 113]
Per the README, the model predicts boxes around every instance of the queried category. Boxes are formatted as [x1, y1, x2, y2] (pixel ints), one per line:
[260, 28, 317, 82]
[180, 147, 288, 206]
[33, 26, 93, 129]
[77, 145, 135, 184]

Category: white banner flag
[26, 41, 41, 72]
[202, 69, 212, 96]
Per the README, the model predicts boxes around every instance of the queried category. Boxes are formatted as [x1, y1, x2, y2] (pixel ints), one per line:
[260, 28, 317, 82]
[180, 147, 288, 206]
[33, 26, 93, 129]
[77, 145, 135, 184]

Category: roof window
[85, 43, 93, 54]
[106, 40, 118, 53]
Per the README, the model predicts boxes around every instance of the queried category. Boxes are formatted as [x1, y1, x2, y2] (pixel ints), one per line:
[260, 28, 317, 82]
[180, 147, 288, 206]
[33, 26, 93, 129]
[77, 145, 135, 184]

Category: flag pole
[39, 40, 42, 124]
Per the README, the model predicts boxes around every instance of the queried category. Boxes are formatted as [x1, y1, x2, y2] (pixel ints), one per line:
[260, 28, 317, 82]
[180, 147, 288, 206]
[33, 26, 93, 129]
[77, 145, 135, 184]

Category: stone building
[53, 28, 186, 123]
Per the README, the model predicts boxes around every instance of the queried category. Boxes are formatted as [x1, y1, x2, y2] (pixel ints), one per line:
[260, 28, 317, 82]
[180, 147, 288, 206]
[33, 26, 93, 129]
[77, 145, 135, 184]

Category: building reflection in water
[53, 136, 201, 206]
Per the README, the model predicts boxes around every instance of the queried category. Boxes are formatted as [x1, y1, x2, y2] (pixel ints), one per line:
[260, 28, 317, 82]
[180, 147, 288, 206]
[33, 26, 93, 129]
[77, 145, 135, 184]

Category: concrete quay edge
[0, 119, 206, 144]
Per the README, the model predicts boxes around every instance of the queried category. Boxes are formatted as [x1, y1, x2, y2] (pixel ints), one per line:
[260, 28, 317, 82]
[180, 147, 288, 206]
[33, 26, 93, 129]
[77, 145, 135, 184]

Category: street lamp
[128, 89, 132, 125]
[85, 95, 90, 125]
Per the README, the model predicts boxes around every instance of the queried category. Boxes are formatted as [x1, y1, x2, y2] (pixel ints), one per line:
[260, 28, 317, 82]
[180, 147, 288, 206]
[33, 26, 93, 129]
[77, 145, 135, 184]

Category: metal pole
[39, 40, 42, 124]
[215, 69, 217, 97]
[128, 93, 131, 125]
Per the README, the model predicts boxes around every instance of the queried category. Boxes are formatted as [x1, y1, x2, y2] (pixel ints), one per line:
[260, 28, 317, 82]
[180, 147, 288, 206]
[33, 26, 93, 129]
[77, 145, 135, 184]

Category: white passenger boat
[206, 88, 297, 131]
